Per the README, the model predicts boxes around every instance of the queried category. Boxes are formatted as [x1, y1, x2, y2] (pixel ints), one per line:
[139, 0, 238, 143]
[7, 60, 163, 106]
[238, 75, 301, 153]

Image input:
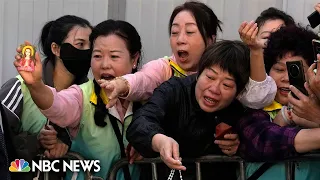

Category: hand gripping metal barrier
[107, 155, 245, 180]
[107, 153, 320, 180]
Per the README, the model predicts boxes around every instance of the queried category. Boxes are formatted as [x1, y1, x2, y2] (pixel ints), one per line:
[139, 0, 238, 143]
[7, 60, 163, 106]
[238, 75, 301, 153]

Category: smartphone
[308, 11, 320, 28]
[312, 39, 320, 73]
[286, 60, 308, 99]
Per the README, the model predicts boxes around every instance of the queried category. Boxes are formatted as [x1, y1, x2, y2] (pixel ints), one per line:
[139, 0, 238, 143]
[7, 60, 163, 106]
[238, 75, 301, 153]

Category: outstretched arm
[13, 42, 82, 128]
[238, 109, 320, 161]
[126, 77, 186, 170]
[237, 21, 276, 109]
[99, 57, 172, 108]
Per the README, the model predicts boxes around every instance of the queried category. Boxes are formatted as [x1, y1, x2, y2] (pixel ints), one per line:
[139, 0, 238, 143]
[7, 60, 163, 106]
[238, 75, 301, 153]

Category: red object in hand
[215, 122, 233, 140]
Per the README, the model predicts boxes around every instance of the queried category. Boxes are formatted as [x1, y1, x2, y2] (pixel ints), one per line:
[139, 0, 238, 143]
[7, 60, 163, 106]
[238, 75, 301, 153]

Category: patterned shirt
[237, 109, 301, 161]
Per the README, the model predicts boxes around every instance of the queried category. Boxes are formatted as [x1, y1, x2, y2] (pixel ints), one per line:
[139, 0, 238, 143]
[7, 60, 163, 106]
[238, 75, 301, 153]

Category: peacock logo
[9, 159, 30, 172]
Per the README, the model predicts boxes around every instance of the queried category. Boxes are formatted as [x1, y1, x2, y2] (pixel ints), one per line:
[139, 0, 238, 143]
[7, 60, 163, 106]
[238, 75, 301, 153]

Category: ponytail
[39, 21, 55, 60]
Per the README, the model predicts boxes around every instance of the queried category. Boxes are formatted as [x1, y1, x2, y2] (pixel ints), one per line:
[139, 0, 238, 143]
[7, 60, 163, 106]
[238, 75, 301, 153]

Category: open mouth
[279, 87, 290, 95]
[177, 50, 189, 59]
[204, 96, 218, 106]
[100, 73, 115, 81]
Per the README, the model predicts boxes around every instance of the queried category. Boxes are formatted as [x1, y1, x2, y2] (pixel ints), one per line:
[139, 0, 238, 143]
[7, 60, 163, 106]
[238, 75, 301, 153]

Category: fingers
[39, 125, 58, 149]
[41, 142, 55, 150]
[251, 25, 258, 39]
[215, 133, 239, 156]
[304, 82, 314, 96]
[45, 142, 69, 159]
[40, 126, 57, 137]
[247, 23, 257, 37]
[44, 150, 52, 159]
[238, 21, 247, 34]
[317, 54, 320, 77]
[315, 3, 320, 12]
[98, 80, 111, 88]
[56, 143, 68, 158]
[222, 149, 236, 156]
[214, 139, 239, 147]
[287, 89, 300, 108]
[241, 20, 254, 35]
[106, 98, 117, 109]
[239, 20, 260, 48]
[289, 85, 307, 101]
[16, 46, 22, 53]
[35, 52, 41, 65]
[161, 146, 186, 171]
[129, 145, 135, 159]
[13, 60, 21, 68]
[223, 133, 238, 140]
[172, 142, 180, 161]
[24, 41, 31, 45]
[307, 63, 317, 80]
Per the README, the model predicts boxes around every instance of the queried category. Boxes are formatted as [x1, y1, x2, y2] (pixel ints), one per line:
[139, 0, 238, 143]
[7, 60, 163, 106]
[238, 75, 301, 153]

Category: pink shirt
[41, 85, 131, 138]
[123, 55, 277, 109]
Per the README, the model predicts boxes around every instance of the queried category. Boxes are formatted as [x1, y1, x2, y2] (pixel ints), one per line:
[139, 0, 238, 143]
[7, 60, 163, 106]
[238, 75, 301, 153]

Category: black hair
[90, 19, 142, 127]
[39, 15, 92, 64]
[264, 25, 319, 73]
[90, 19, 142, 74]
[197, 40, 250, 95]
[169, 1, 222, 46]
[255, 7, 295, 28]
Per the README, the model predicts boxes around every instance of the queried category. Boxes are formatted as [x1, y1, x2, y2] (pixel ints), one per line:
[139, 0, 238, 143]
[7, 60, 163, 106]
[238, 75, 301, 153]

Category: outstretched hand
[98, 77, 129, 108]
[152, 134, 186, 171]
[239, 21, 267, 49]
[14, 41, 43, 86]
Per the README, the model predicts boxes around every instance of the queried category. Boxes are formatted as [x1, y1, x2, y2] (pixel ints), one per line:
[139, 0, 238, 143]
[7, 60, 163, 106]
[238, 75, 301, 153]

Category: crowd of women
[2, 1, 320, 180]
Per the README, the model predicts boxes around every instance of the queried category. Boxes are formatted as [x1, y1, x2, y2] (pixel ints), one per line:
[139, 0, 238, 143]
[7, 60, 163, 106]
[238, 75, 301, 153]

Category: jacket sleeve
[237, 109, 301, 161]
[126, 78, 179, 158]
[123, 58, 172, 101]
[0, 78, 42, 161]
[237, 75, 277, 109]
[0, 77, 23, 126]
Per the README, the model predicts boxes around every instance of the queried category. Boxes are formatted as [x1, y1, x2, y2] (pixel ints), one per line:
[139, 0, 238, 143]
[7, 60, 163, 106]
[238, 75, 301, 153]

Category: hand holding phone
[312, 39, 320, 73]
[286, 60, 308, 99]
[308, 11, 320, 28]
[215, 122, 233, 140]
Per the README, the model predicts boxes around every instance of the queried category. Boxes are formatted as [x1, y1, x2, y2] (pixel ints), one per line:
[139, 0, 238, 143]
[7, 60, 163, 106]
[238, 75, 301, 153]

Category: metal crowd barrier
[107, 153, 320, 180]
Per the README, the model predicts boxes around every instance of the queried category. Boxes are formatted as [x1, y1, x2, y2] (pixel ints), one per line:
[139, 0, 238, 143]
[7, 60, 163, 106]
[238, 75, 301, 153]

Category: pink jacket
[123, 55, 277, 109]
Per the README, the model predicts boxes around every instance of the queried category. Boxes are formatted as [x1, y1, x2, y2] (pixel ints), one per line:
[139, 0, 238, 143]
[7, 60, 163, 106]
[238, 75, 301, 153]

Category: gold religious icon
[17, 44, 36, 72]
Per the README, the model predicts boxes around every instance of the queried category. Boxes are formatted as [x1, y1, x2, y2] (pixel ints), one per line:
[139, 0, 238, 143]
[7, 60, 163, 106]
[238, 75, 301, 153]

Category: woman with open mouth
[98, 1, 276, 113]
[246, 25, 320, 180]
[14, 20, 143, 180]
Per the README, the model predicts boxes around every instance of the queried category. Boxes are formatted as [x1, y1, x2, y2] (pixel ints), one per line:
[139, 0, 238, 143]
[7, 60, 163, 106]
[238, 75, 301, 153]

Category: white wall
[0, 0, 319, 85]
[0, 0, 109, 85]
[126, 0, 320, 65]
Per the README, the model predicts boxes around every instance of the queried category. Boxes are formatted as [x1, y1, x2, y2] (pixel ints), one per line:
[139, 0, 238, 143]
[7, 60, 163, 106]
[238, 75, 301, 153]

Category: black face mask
[59, 43, 91, 79]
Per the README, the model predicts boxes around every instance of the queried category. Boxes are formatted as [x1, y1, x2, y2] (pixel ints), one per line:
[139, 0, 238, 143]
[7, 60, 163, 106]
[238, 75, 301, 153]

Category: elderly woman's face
[195, 65, 237, 112]
[269, 52, 309, 105]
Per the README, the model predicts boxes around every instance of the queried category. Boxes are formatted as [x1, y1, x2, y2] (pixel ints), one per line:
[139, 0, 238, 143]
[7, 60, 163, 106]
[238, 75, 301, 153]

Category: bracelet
[281, 106, 293, 125]
[114, 76, 130, 98]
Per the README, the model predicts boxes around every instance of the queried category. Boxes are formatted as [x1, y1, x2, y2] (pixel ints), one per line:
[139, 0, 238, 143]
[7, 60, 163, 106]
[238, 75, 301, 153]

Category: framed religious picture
[17, 44, 36, 72]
